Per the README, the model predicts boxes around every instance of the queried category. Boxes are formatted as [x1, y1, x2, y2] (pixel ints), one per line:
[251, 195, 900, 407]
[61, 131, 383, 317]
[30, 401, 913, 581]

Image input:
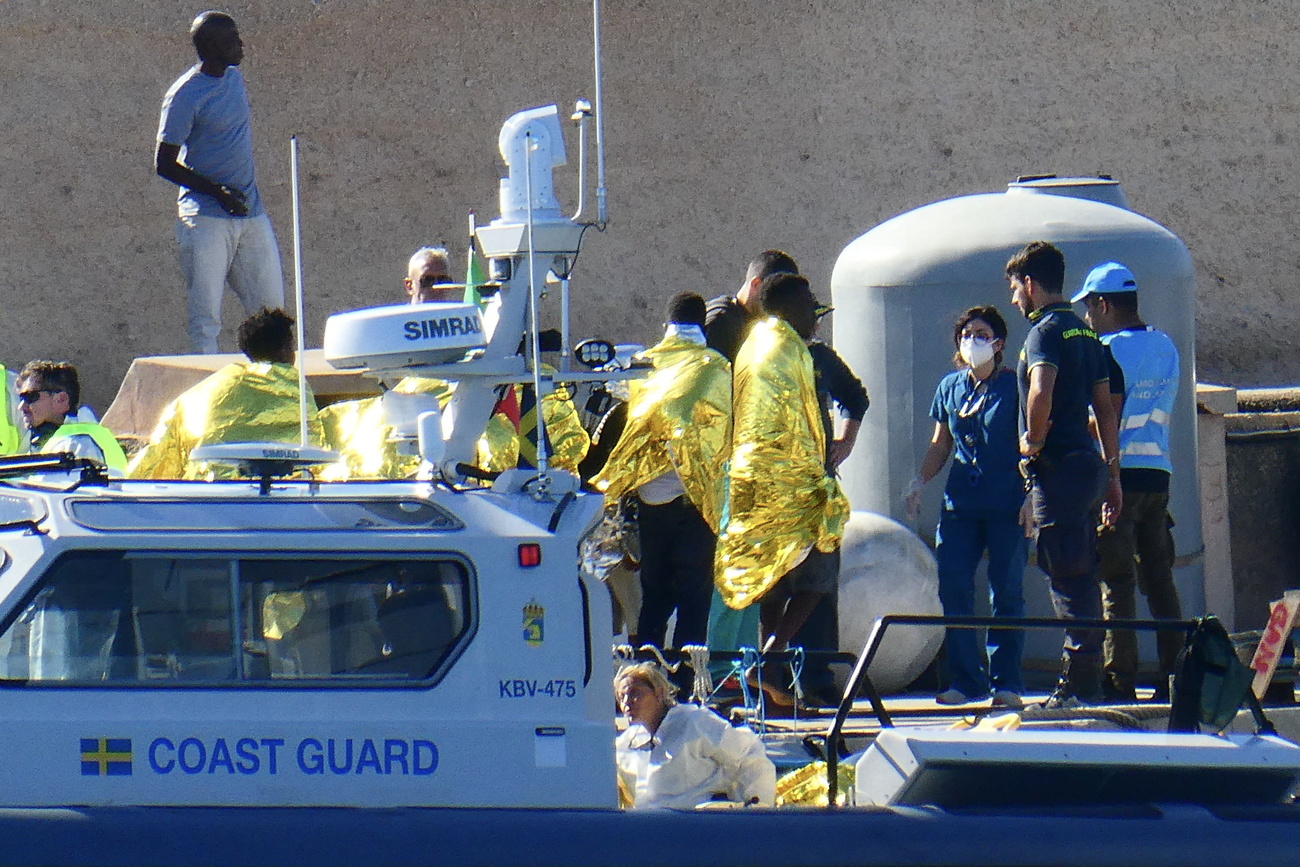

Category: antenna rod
[290, 135, 309, 447]
[592, 0, 608, 226]
[523, 132, 550, 478]
[559, 274, 570, 374]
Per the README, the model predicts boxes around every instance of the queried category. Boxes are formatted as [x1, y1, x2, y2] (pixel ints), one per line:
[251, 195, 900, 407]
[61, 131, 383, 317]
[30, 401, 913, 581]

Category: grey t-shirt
[158, 65, 264, 219]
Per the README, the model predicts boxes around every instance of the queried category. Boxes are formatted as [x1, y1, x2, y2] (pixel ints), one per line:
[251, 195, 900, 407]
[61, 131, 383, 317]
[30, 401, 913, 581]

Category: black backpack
[1168, 615, 1275, 735]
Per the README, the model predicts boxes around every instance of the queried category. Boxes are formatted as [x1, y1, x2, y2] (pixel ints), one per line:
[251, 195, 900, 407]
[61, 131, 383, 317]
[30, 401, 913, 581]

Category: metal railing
[823, 612, 1199, 806]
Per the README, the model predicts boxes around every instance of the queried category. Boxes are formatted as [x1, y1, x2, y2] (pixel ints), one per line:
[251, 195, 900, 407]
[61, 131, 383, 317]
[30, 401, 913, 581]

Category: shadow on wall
[1225, 397, 1300, 632]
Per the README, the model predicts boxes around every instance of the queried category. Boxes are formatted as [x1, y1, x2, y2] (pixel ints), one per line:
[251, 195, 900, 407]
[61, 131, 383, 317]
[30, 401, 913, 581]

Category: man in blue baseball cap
[1074, 261, 1184, 703]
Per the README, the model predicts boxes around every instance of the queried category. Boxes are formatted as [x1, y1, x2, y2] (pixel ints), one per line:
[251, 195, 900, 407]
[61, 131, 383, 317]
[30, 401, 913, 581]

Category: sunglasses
[18, 389, 62, 405]
[417, 274, 455, 289]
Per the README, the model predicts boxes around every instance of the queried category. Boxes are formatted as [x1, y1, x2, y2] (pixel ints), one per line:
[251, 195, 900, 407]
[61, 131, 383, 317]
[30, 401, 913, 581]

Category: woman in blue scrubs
[904, 306, 1028, 708]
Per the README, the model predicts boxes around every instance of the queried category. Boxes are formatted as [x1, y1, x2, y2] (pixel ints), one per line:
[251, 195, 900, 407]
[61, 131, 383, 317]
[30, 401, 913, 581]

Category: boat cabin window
[0, 551, 475, 686]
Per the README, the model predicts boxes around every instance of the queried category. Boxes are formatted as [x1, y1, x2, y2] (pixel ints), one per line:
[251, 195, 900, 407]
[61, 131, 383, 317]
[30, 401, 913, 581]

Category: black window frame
[0, 549, 478, 690]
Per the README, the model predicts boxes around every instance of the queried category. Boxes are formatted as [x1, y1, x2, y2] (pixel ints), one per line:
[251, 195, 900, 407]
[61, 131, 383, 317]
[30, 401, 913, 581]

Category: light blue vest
[1101, 326, 1179, 475]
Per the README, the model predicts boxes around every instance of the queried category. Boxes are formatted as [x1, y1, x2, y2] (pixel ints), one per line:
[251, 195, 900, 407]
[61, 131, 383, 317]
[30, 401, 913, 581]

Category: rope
[787, 645, 805, 719]
[681, 644, 713, 705]
[1019, 704, 1145, 730]
[739, 646, 764, 732]
[638, 644, 676, 672]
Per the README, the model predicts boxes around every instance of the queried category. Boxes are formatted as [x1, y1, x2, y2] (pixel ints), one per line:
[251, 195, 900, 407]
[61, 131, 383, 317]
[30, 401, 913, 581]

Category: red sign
[1251, 593, 1300, 699]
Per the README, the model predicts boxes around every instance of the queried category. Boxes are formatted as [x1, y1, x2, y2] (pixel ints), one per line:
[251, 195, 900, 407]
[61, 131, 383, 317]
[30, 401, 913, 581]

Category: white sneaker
[936, 688, 979, 705]
[991, 690, 1024, 710]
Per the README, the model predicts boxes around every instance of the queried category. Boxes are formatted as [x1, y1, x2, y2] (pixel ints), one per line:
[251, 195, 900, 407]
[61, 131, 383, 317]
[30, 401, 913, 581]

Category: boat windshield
[0, 551, 475, 686]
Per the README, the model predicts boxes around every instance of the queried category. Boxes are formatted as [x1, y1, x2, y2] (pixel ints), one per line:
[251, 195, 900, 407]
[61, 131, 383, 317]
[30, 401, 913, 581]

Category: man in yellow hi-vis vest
[0, 364, 23, 456]
[17, 361, 127, 472]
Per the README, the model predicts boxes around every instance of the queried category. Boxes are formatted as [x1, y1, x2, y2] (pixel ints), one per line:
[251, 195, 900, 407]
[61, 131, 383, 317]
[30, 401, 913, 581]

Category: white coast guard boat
[0, 93, 623, 814]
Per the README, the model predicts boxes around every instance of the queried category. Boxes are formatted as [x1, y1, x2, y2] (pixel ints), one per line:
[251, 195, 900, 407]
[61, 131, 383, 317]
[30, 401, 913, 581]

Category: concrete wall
[3, 0, 1298, 411]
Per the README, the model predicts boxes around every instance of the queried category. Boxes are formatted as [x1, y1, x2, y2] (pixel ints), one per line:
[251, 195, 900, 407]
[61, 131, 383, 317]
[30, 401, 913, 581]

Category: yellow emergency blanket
[127, 362, 325, 481]
[476, 381, 590, 474]
[774, 760, 855, 808]
[714, 317, 849, 609]
[319, 377, 451, 481]
[476, 412, 520, 474]
[592, 335, 732, 530]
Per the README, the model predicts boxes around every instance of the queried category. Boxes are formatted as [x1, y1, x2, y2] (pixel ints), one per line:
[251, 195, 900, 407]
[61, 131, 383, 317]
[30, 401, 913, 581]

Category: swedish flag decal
[80, 738, 132, 776]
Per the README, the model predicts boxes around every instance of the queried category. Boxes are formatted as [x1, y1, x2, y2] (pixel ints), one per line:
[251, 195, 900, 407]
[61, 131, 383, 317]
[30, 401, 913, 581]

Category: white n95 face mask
[959, 336, 996, 368]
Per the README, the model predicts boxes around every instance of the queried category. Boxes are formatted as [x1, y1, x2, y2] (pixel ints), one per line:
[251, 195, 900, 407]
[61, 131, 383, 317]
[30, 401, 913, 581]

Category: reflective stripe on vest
[43, 422, 128, 471]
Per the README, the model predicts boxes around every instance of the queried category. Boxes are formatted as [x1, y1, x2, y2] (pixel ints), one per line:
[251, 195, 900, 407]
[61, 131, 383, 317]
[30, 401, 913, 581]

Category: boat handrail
[825, 612, 1201, 806]
[0, 452, 110, 487]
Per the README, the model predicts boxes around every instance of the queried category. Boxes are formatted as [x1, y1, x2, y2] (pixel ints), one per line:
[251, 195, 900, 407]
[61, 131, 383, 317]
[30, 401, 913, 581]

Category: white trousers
[176, 213, 285, 354]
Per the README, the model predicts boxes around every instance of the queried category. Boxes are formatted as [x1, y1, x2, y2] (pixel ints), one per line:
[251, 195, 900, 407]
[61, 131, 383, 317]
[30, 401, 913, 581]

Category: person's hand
[902, 475, 924, 524]
[827, 438, 853, 470]
[1019, 432, 1043, 458]
[215, 184, 249, 217]
[1018, 494, 1035, 538]
[1100, 476, 1123, 529]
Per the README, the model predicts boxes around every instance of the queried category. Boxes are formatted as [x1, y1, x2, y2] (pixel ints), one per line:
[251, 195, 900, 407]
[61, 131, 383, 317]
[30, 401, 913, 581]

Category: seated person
[614, 662, 775, 809]
[17, 361, 127, 472]
[0, 365, 24, 456]
[128, 307, 324, 480]
[475, 380, 590, 475]
[319, 376, 451, 481]
[404, 245, 461, 304]
[405, 246, 588, 474]
[320, 247, 460, 480]
[324, 248, 588, 479]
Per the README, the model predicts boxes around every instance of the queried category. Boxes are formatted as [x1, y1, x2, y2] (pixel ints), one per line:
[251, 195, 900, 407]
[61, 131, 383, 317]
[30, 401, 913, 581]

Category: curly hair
[237, 307, 295, 363]
[951, 305, 1009, 369]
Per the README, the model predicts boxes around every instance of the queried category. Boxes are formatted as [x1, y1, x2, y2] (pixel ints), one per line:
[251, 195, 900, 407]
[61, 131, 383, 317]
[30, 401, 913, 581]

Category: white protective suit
[615, 704, 776, 809]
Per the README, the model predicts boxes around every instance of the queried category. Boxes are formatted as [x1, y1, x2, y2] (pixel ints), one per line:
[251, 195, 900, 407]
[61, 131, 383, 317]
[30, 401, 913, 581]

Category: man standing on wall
[156, 11, 285, 354]
[1074, 261, 1184, 703]
[1007, 241, 1123, 707]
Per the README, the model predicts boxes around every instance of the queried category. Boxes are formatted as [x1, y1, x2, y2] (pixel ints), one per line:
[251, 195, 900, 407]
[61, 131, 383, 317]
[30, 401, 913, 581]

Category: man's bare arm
[1020, 363, 1055, 456]
[1091, 379, 1123, 527]
[827, 417, 861, 470]
[154, 141, 248, 217]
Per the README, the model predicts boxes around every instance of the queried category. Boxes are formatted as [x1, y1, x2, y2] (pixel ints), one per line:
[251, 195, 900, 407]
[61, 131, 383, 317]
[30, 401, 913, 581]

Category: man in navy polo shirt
[1007, 241, 1122, 707]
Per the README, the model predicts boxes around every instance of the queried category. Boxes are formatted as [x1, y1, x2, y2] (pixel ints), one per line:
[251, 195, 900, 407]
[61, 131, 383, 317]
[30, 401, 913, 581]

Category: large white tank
[838, 511, 943, 693]
[830, 176, 1201, 668]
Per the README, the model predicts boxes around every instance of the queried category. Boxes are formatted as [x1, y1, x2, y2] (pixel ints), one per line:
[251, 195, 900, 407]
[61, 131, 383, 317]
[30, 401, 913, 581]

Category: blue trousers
[935, 510, 1027, 697]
